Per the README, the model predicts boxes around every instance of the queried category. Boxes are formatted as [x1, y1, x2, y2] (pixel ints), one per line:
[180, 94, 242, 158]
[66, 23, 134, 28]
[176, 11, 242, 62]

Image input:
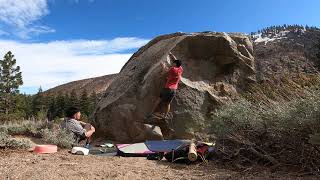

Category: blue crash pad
[145, 140, 191, 152]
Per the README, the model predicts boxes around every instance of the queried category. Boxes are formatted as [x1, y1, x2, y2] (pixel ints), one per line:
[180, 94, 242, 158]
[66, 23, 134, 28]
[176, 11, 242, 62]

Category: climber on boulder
[150, 52, 183, 119]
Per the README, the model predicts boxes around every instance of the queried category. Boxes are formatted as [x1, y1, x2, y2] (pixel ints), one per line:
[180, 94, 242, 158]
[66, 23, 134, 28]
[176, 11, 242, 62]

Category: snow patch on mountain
[251, 26, 309, 45]
[253, 30, 294, 45]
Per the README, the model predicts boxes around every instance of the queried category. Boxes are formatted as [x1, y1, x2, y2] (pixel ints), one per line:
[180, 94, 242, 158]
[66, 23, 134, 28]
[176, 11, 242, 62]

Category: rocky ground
[0, 150, 317, 180]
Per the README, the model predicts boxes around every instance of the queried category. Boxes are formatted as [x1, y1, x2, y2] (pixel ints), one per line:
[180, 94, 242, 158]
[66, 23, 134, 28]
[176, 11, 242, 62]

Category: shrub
[0, 131, 10, 147]
[210, 92, 320, 174]
[0, 131, 32, 149]
[5, 138, 32, 149]
[41, 128, 75, 148]
[211, 99, 263, 139]
[0, 126, 8, 133]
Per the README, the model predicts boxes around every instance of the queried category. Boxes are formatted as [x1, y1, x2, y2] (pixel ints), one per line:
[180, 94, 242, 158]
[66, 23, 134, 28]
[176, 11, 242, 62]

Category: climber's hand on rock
[161, 62, 166, 69]
[162, 62, 169, 69]
[160, 62, 169, 73]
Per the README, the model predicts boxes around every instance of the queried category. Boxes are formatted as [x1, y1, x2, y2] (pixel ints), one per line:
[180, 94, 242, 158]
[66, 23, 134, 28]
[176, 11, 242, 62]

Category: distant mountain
[43, 74, 117, 96]
[251, 25, 320, 81]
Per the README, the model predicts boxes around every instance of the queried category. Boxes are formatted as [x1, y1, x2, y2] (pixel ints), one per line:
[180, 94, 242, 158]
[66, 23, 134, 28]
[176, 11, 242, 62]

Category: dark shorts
[159, 88, 176, 104]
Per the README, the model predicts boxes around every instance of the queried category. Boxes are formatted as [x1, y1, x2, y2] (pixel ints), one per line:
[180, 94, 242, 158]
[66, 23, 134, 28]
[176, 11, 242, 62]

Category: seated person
[61, 106, 95, 148]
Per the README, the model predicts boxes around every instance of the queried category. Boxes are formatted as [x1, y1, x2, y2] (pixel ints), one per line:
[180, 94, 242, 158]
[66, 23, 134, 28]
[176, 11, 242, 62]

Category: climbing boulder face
[93, 32, 256, 143]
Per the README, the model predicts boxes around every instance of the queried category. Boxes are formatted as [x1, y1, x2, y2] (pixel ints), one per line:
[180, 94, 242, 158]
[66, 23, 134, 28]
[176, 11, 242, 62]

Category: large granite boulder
[92, 32, 256, 143]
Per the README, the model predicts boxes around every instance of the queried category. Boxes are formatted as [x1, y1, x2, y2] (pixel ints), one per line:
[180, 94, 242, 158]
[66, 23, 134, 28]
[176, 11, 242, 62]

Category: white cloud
[0, 37, 149, 93]
[16, 25, 56, 39]
[47, 37, 149, 55]
[0, 29, 8, 36]
[0, 0, 53, 38]
[0, 0, 48, 27]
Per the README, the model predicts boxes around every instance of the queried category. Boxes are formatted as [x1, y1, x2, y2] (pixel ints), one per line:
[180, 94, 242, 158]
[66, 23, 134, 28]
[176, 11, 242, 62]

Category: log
[188, 141, 197, 162]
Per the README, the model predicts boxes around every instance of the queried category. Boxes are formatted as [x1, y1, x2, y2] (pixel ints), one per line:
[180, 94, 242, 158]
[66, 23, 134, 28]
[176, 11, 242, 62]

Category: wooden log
[188, 141, 197, 162]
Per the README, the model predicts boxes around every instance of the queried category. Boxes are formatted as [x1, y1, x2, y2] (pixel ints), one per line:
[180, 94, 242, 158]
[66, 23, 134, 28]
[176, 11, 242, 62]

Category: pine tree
[64, 93, 71, 111]
[90, 91, 98, 111]
[89, 91, 98, 115]
[32, 87, 45, 116]
[23, 94, 33, 119]
[46, 95, 56, 121]
[12, 93, 33, 119]
[55, 94, 66, 118]
[32, 87, 48, 119]
[0, 51, 23, 114]
[80, 90, 90, 116]
[69, 89, 79, 108]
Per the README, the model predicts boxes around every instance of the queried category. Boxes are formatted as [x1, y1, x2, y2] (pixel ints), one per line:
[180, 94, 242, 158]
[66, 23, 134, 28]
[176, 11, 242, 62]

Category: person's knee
[85, 123, 95, 130]
[85, 130, 95, 138]
[84, 124, 95, 138]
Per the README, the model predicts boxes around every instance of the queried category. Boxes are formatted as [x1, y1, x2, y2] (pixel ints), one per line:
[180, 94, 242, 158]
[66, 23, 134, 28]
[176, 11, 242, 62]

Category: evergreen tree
[46, 95, 56, 121]
[23, 94, 34, 118]
[32, 87, 46, 116]
[12, 94, 33, 119]
[69, 89, 79, 108]
[86, 91, 98, 120]
[90, 91, 98, 112]
[0, 51, 23, 114]
[80, 90, 90, 116]
[55, 94, 66, 118]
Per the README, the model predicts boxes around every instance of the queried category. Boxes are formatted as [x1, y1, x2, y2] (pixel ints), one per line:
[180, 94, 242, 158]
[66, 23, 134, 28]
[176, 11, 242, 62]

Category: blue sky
[0, 0, 319, 94]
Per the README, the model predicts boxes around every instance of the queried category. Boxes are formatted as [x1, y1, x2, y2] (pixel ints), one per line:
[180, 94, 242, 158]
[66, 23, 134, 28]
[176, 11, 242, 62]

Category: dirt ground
[0, 149, 317, 180]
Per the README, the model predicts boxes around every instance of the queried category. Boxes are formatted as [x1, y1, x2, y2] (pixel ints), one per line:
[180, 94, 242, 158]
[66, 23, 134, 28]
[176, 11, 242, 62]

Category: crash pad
[145, 140, 191, 152]
[116, 143, 154, 155]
